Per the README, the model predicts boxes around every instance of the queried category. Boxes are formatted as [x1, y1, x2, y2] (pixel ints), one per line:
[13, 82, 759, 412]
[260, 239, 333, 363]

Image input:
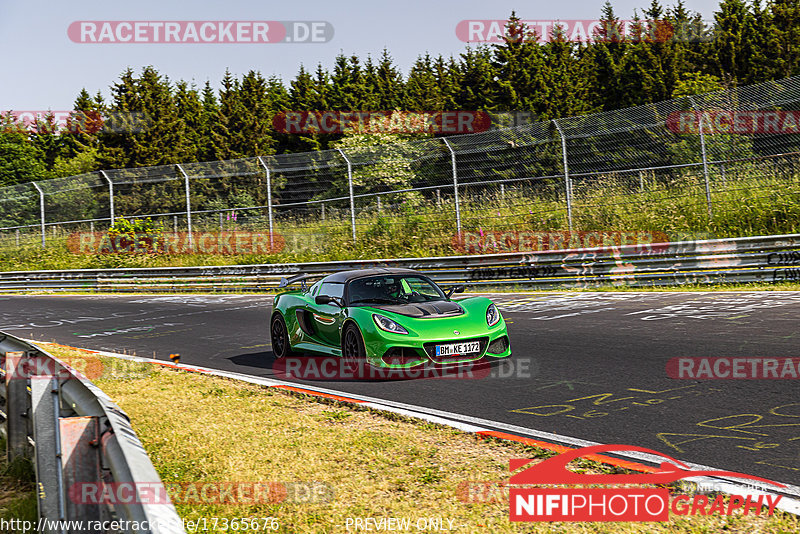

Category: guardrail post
[31, 373, 66, 528]
[551, 119, 573, 232]
[60, 416, 102, 523]
[336, 149, 357, 243]
[100, 170, 114, 224]
[4, 351, 30, 461]
[176, 164, 193, 249]
[32, 182, 46, 248]
[257, 156, 275, 249]
[441, 138, 462, 237]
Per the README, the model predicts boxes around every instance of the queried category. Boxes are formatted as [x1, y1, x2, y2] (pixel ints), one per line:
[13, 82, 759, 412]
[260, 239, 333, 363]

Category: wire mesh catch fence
[3, 76, 800, 256]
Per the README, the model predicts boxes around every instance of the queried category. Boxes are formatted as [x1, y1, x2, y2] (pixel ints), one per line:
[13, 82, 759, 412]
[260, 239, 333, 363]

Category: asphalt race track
[1, 292, 799, 488]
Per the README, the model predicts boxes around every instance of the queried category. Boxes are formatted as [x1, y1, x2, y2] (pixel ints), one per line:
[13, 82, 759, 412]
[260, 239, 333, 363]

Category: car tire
[270, 313, 296, 359]
[341, 323, 366, 373]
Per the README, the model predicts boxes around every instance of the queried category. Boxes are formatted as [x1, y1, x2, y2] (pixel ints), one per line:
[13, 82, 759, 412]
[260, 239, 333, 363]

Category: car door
[311, 281, 346, 346]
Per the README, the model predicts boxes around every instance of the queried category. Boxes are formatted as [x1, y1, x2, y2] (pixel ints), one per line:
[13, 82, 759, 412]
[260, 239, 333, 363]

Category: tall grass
[1, 166, 799, 272]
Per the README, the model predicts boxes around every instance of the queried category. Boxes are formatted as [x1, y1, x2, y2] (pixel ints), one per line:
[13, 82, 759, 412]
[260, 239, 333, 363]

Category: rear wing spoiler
[278, 273, 325, 290]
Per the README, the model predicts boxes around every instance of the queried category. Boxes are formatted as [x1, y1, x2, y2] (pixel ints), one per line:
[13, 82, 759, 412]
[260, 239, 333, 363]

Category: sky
[0, 0, 722, 111]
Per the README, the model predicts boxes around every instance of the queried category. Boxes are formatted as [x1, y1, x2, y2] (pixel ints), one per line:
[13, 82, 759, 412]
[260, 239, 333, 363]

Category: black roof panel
[324, 268, 419, 283]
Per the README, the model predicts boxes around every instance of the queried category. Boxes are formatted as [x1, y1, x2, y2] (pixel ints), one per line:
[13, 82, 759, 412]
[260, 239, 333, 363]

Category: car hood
[370, 300, 464, 318]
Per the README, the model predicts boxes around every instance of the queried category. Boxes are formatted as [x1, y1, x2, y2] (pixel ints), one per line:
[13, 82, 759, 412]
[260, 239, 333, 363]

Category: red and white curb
[32, 339, 800, 516]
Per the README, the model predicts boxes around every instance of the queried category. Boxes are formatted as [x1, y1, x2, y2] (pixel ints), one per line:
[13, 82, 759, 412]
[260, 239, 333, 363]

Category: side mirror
[445, 285, 466, 298]
[315, 295, 342, 307]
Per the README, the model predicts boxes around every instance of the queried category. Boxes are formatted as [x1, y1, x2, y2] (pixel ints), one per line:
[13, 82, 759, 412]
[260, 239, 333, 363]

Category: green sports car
[270, 268, 511, 369]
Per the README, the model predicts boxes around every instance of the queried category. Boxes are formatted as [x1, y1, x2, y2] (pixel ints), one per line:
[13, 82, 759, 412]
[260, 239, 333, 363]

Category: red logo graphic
[509, 444, 785, 522]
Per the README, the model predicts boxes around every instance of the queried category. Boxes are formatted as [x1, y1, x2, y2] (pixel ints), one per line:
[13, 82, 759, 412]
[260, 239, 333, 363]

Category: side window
[319, 282, 344, 299]
[310, 280, 321, 296]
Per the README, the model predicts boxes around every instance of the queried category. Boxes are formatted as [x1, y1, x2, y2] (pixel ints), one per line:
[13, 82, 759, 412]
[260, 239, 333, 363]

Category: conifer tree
[455, 46, 498, 111]
[712, 0, 759, 84]
[492, 12, 547, 115]
[761, 0, 800, 79]
[588, 1, 628, 110]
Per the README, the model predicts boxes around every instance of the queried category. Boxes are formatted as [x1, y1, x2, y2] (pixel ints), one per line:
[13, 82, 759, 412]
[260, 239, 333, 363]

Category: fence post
[551, 119, 573, 231]
[697, 113, 713, 219]
[100, 170, 114, 224]
[688, 97, 713, 220]
[176, 164, 193, 249]
[31, 182, 46, 248]
[256, 156, 274, 249]
[336, 148, 357, 243]
[441, 138, 462, 237]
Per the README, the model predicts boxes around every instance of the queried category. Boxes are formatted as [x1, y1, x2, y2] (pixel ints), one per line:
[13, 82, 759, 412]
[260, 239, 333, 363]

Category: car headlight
[373, 314, 409, 334]
[486, 303, 500, 326]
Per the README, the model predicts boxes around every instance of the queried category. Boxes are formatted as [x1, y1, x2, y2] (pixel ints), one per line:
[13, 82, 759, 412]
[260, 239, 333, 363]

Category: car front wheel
[341, 323, 366, 372]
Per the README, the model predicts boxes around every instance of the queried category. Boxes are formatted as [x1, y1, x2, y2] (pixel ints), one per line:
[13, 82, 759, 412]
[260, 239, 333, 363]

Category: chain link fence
[3, 75, 800, 255]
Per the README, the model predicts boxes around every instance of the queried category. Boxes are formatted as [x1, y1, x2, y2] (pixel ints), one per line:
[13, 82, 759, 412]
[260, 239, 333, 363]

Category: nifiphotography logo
[508, 444, 785, 522]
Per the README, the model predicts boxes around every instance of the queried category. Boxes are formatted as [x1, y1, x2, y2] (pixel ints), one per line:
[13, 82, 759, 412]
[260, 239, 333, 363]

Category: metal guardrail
[0, 233, 799, 292]
[0, 332, 185, 534]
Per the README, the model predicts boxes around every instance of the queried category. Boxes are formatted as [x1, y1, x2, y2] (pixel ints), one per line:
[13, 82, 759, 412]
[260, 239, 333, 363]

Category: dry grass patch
[42, 345, 800, 534]
[0, 442, 36, 528]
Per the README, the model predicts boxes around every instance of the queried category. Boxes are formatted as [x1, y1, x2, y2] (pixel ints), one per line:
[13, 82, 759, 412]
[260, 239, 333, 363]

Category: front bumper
[367, 330, 512, 369]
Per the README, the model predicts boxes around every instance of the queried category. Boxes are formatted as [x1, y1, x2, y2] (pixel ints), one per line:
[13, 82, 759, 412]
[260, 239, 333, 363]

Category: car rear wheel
[271, 313, 295, 359]
[341, 323, 366, 372]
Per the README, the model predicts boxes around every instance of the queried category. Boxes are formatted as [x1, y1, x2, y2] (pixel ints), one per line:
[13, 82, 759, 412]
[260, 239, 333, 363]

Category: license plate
[435, 341, 480, 357]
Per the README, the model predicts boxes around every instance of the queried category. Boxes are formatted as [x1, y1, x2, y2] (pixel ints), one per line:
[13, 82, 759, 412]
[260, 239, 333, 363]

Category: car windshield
[347, 275, 445, 305]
